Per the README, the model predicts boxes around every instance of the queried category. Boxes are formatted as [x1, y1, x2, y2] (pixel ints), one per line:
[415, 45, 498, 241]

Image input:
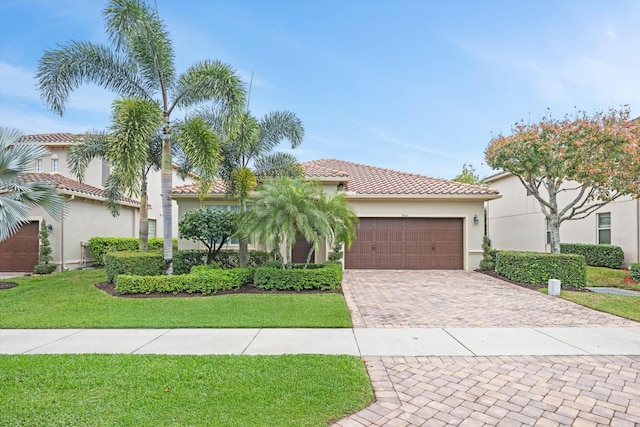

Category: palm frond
[259, 110, 304, 152]
[0, 128, 49, 182]
[68, 131, 109, 181]
[253, 152, 303, 180]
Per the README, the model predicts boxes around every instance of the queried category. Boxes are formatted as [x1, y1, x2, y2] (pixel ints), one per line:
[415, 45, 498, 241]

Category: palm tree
[37, 0, 245, 273]
[186, 108, 304, 267]
[241, 177, 325, 267]
[0, 127, 65, 241]
[68, 97, 164, 251]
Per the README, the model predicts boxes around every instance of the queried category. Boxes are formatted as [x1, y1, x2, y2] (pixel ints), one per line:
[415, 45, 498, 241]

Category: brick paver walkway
[342, 270, 638, 328]
[334, 270, 640, 426]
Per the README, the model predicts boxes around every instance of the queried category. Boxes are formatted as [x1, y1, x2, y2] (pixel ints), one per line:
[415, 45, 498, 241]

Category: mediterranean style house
[485, 172, 640, 267]
[173, 159, 501, 271]
[0, 133, 193, 272]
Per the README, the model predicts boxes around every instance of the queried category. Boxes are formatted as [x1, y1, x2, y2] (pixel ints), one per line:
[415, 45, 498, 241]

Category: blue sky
[1, 0, 638, 180]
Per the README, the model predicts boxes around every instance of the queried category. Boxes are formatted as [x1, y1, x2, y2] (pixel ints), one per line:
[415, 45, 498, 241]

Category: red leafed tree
[485, 107, 639, 254]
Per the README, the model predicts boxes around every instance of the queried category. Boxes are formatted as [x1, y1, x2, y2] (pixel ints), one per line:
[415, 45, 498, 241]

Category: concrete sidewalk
[2, 327, 640, 356]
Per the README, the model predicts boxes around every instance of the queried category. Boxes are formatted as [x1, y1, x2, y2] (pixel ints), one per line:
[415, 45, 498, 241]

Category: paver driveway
[334, 270, 640, 426]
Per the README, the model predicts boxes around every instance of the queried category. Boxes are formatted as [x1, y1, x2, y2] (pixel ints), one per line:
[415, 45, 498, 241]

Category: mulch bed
[478, 270, 592, 292]
[0, 282, 19, 290]
[95, 281, 342, 298]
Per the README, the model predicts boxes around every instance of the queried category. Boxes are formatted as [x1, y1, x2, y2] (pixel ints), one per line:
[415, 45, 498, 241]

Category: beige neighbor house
[173, 159, 501, 270]
[0, 133, 194, 272]
[485, 172, 640, 267]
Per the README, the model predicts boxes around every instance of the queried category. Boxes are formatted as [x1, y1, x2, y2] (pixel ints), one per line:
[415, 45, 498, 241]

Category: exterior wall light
[473, 214, 479, 225]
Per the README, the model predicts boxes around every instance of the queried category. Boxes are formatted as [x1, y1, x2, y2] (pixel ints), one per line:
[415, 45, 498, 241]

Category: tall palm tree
[0, 127, 65, 241]
[68, 97, 164, 251]
[187, 108, 304, 267]
[241, 177, 325, 267]
[37, 0, 245, 273]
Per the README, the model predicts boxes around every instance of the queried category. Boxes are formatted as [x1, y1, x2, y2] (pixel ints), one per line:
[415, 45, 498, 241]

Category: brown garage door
[345, 218, 463, 269]
[0, 221, 40, 272]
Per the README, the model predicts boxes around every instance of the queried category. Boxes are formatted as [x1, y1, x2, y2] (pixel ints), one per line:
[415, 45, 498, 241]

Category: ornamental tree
[178, 208, 238, 264]
[485, 107, 639, 254]
[452, 163, 484, 186]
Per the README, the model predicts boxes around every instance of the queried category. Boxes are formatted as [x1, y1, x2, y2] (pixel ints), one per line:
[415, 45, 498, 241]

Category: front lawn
[587, 266, 640, 291]
[559, 291, 640, 322]
[0, 354, 373, 427]
[0, 270, 352, 328]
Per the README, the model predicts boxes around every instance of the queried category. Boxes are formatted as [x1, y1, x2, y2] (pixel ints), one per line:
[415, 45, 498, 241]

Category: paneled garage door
[345, 218, 463, 269]
[0, 221, 40, 272]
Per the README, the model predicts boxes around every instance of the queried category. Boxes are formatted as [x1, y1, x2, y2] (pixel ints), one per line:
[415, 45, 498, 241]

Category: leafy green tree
[486, 107, 639, 254]
[37, 0, 245, 273]
[183, 107, 304, 267]
[178, 208, 238, 264]
[0, 127, 65, 241]
[453, 164, 484, 185]
[69, 97, 164, 251]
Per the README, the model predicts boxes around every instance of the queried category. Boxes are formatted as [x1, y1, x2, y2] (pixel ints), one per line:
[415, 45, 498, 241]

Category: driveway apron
[334, 270, 640, 426]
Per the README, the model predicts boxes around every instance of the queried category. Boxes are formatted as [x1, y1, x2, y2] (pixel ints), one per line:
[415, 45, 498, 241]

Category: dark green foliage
[104, 251, 164, 283]
[496, 251, 587, 287]
[173, 250, 208, 275]
[34, 220, 55, 274]
[115, 267, 254, 295]
[478, 235, 496, 271]
[560, 243, 624, 269]
[178, 209, 238, 264]
[262, 260, 283, 269]
[173, 249, 270, 274]
[328, 242, 344, 262]
[631, 263, 640, 282]
[214, 250, 270, 269]
[254, 263, 343, 291]
[88, 237, 177, 266]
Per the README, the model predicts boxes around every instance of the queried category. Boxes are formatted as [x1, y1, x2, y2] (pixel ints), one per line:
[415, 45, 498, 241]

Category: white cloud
[0, 62, 39, 100]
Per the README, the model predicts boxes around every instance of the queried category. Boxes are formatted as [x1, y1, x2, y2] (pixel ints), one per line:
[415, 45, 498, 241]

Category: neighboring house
[0, 133, 194, 272]
[485, 172, 640, 267]
[173, 159, 501, 270]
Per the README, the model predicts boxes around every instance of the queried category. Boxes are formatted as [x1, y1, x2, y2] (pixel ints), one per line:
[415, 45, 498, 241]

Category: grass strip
[560, 291, 640, 322]
[1, 354, 373, 427]
[0, 270, 352, 328]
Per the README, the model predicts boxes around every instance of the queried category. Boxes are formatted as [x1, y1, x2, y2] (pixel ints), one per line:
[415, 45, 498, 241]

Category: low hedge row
[88, 237, 177, 266]
[105, 251, 164, 283]
[173, 249, 270, 274]
[496, 251, 587, 287]
[115, 266, 254, 295]
[560, 243, 624, 269]
[253, 263, 343, 291]
[631, 263, 640, 282]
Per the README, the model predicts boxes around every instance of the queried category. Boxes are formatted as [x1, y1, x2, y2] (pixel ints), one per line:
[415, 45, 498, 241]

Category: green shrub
[213, 250, 270, 269]
[115, 267, 254, 295]
[33, 263, 57, 274]
[254, 263, 343, 291]
[561, 243, 624, 269]
[262, 260, 283, 269]
[104, 251, 164, 283]
[496, 251, 587, 287]
[173, 250, 208, 275]
[88, 237, 177, 266]
[173, 249, 270, 274]
[479, 235, 496, 271]
[631, 263, 640, 282]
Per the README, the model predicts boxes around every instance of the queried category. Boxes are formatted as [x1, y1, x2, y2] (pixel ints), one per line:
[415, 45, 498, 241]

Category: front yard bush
[173, 250, 208, 275]
[560, 243, 624, 269]
[173, 249, 271, 274]
[105, 251, 164, 282]
[631, 263, 640, 282]
[214, 250, 271, 269]
[88, 237, 177, 266]
[114, 267, 254, 295]
[496, 251, 587, 287]
[254, 263, 343, 291]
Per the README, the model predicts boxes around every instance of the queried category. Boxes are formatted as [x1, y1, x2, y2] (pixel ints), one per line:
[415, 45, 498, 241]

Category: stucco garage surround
[173, 159, 500, 271]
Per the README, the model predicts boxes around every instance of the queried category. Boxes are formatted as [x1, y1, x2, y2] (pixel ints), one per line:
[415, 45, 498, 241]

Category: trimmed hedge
[561, 243, 624, 269]
[253, 263, 343, 291]
[105, 251, 164, 283]
[496, 251, 587, 287]
[631, 263, 640, 282]
[173, 249, 271, 274]
[88, 237, 177, 266]
[114, 267, 254, 295]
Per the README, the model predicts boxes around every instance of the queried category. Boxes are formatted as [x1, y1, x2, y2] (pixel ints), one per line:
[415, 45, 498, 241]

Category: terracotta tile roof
[172, 159, 500, 197]
[302, 159, 499, 196]
[17, 173, 139, 205]
[18, 133, 76, 145]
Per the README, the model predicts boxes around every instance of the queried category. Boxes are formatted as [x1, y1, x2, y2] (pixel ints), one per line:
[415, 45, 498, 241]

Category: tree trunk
[304, 244, 315, 269]
[546, 179, 561, 254]
[161, 117, 173, 275]
[548, 216, 561, 254]
[139, 179, 149, 252]
[239, 198, 248, 267]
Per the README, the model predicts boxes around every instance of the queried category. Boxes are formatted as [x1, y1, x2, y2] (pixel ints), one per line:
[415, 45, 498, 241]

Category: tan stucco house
[0, 133, 193, 272]
[173, 159, 501, 270]
[485, 172, 640, 267]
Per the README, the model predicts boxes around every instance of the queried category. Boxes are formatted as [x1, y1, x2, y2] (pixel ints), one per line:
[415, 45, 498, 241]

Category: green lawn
[560, 291, 640, 322]
[0, 354, 373, 427]
[587, 266, 640, 291]
[0, 270, 352, 328]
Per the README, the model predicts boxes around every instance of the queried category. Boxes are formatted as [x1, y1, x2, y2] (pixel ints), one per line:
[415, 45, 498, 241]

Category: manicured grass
[1, 354, 373, 427]
[560, 291, 640, 322]
[0, 270, 352, 328]
[586, 266, 639, 290]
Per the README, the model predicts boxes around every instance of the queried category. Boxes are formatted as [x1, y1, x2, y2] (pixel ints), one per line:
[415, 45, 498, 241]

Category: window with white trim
[148, 219, 157, 238]
[51, 158, 59, 173]
[597, 213, 611, 245]
[35, 159, 43, 172]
